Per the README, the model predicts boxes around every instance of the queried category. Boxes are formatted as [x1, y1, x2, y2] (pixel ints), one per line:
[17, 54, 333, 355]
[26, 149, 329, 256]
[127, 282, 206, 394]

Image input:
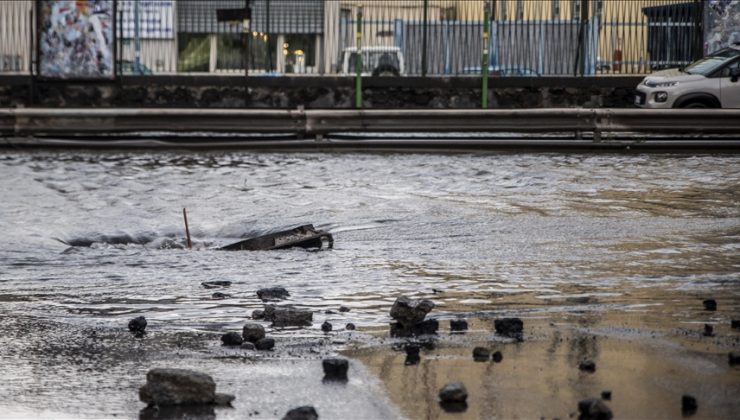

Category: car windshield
[684, 48, 740, 76]
[347, 51, 399, 73]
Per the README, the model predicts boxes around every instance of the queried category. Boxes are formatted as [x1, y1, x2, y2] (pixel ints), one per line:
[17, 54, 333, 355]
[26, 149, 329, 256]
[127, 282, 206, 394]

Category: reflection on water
[0, 151, 739, 417]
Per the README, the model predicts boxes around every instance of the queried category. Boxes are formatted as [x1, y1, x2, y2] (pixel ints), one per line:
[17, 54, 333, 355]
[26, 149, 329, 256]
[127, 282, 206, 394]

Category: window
[440, 6, 457, 21]
[571, 0, 581, 20]
[283, 34, 316, 74]
[216, 34, 245, 71]
[177, 33, 210, 72]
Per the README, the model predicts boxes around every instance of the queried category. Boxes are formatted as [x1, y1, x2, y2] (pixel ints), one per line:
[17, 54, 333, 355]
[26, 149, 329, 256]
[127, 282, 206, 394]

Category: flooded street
[1, 151, 739, 419]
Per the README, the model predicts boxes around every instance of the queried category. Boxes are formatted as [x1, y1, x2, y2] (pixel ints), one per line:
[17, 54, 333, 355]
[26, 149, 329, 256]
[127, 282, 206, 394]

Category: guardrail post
[482, 1, 491, 109]
[355, 7, 363, 109]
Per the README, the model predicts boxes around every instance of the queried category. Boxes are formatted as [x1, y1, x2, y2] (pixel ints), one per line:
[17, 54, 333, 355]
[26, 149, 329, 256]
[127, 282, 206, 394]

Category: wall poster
[38, 0, 115, 79]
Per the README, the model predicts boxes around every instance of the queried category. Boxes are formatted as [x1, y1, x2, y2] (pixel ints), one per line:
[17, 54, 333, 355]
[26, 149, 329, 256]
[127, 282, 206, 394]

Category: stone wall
[0, 76, 641, 109]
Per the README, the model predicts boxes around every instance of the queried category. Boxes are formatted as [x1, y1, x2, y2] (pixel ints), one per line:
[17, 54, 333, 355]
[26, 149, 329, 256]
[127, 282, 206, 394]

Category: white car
[339, 46, 405, 76]
[635, 44, 740, 108]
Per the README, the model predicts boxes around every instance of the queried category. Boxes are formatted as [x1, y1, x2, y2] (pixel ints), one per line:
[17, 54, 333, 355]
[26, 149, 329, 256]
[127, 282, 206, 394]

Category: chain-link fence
[0, 0, 706, 77]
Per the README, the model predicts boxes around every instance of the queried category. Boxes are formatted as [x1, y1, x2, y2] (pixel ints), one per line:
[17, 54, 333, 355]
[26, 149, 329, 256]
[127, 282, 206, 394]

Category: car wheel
[682, 102, 709, 108]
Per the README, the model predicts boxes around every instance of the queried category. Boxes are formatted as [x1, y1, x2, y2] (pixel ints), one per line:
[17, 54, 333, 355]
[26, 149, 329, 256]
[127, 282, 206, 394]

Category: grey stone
[703, 299, 717, 311]
[345, 323, 356, 330]
[213, 393, 235, 406]
[252, 309, 265, 320]
[390, 296, 435, 326]
[242, 323, 266, 343]
[321, 321, 332, 333]
[240, 342, 256, 350]
[139, 368, 216, 406]
[128, 316, 147, 333]
[438, 382, 468, 403]
[271, 307, 313, 328]
[255, 337, 275, 350]
[579, 360, 596, 372]
[282, 406, 319, 420]
[257, 287, 290, 301]
[211, 292, 229, 299]
[339, 306, 350, 312]
[578, 398, 613, 420]
[450, 319, 468, 332]
[322, 358, 349, 381]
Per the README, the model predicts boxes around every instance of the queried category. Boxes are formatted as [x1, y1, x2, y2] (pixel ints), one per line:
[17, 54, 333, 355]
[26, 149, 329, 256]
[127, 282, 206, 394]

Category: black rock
[252, 309, 265, 320]
[339, 306, 351, 312]
[732, 320, 740, 329]
[601, 391, 611, 401]
[282, 406, 319, 420]
[472, 347, 490, 362]
[729, 352, 740, 366]
[201, 281, 231, 289]
[438, 382, 468, 403]
[439, 401, 468, 413]
[211, 292, 229, 299]
[128, 316, 147, 332]
[345, 323, 356, 330]
[390, 319, 439, 337]
[255, 337, 275, 350]
[221, 332, 243, 346]
[321, 321, 333, 333]
[578, 398, 613, 420]
[390, 296, 435, 326]
[324, 310, 336, 314]
[494, 318, 523, 340]
[492, 351, 503, 363]
[703, 324, 714, 337]
[682, 395, 698, 415]
[450, 319, 468, 332]
[322, 358, 349, 381]
[257, 287, 290, 301]
[242, 323, 266, 343]
[404, 344, 421, 366]
[702, 299, 717, 311]
[579, 360, 596, 372]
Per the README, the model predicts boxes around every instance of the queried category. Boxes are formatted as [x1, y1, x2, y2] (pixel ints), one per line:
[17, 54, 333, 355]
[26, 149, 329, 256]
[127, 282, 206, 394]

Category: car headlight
[646, 81, 679, 88]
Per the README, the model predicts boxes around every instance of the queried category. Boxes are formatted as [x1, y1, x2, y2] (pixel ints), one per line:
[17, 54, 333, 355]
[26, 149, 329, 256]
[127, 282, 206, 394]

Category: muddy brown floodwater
[0, 151, 738, 419]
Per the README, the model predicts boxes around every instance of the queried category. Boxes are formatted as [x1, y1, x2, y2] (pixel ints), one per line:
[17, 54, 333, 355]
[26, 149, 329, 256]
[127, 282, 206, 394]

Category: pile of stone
[389, 296, 438, 337]
[221, 322, 275, 350]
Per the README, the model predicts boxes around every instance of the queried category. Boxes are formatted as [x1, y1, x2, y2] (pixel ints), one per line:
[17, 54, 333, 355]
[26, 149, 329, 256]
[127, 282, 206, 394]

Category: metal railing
[0, 0, 704, 77]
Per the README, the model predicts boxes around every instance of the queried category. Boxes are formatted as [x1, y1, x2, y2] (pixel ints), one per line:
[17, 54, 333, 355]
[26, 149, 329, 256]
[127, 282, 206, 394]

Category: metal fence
[0, 0, 704, 77]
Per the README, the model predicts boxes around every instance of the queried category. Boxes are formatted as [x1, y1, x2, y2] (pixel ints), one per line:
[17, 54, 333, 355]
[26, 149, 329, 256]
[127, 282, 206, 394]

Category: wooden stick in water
[183, 208, 192, 250]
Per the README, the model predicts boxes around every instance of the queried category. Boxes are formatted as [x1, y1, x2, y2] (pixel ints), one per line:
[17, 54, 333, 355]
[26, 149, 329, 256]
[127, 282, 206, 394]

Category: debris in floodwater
[219, 224, 333, 251]
[128, 316, 147, 337]
[257, 287, 290, 302]
[321, 321, 333, 333]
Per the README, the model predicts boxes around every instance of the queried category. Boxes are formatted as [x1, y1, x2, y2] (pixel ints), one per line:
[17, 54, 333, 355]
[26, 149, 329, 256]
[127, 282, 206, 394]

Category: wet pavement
[0, 151, 739, 418]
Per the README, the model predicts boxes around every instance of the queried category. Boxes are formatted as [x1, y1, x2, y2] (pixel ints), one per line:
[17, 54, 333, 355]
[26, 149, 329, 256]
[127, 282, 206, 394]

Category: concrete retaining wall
[0, 76, 641, 109]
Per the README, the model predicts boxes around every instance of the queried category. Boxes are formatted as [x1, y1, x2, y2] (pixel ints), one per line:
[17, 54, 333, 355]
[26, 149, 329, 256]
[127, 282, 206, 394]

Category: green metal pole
[355, 8, 363, 109]
[482, 4, 490, 109]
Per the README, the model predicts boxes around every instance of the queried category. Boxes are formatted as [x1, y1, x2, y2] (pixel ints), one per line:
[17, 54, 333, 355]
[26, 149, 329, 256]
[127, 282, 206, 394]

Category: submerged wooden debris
[219, 224, 333, 251]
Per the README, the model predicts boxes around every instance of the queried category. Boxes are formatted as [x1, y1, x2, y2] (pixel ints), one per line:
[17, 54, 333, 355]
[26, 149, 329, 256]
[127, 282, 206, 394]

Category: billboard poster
[38, 0, 115, 79]
[704, 0, 740, 54]
[119, 0, 175, 39]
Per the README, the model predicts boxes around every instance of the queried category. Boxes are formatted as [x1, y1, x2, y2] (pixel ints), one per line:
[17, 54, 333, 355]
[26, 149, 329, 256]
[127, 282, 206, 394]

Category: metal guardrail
[3, 108, 740, 140]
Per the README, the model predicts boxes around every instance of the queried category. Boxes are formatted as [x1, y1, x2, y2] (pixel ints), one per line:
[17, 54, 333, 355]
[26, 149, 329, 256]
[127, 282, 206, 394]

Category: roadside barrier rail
[2, 108, 740, 140]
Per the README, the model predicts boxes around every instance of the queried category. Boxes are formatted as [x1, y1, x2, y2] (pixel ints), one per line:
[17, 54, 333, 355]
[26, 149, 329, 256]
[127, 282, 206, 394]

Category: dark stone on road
[221, 332, 243, 346]
[450, 319, 468, 332]
[578, 398, 613, 420]
[252, 309, 265, 320]
[601, 391, 611, 400]
[404, 344, 421, 366]
[270, 306, 313, 327]
[201, 281, 231, 289]
[732, 320, 740, 329]
[139, 368, 220, 406]
[729, 352, 740, 366]
[682, 395, 698, 415]
[473, 347, 490, 362]
[282, 406, 319, 420]
[339, 306, 350, 312]
[257, 287, 290, 301]
[579, 360, 596, 372]
[322, 358, 349, 381]
[390, 296, 435, 326]
[211, 292, 229, 299]
[494, 318, 523, 340]
[255, 337, 275, 350]
[242, 323, 266, 343]
[345, 323, 356, 330]
[321, 321, 333, 333]
[703, 324, 714, 337]
[492, 351, 503, 363]
[438, 382, 468, 403]
[128, 316, 147, 336]
[702, 299, 717, 311]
